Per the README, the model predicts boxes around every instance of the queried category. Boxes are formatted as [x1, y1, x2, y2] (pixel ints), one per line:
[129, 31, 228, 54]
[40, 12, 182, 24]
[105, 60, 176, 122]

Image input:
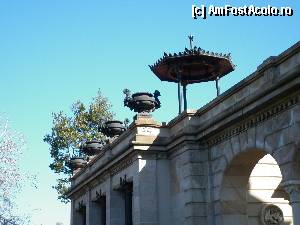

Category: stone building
[67, 41, 300, 225]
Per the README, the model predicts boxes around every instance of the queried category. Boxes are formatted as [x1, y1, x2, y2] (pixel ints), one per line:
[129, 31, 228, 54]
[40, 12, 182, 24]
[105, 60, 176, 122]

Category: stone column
[181, 145, 208, 225]
[133, 158, 158, 225]
[86, 190, 103, 225]
[71, 200, 83, 225]
[87, 201, 102, 225]
[282, 180, 300, 225]
[107, 178, 125, 225]
[71, 199, 86, 225]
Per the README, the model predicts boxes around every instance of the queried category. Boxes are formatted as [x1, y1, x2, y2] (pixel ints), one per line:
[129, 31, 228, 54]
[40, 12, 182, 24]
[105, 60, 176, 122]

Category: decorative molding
[75, 198, 86, 211]
[95, 189, 103, 198]
[68, 151, 153, 197]
[281, 180, 300, 203]
[119, 175, 127, 186]
[284, 186, 300, 203]
[260, 204, 284, 225]
[109, 153, 136, 176]
[207, 95, 299, 146]
[95, 171, 109, 184]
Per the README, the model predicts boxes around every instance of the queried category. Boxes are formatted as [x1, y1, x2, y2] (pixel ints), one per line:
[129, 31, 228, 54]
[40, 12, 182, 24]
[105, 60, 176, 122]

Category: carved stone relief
[261, 204, 284, 225]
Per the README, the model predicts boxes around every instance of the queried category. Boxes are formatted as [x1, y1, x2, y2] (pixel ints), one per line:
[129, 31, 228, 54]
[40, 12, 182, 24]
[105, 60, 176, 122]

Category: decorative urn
[123, 89, 161, 114]
[80, 140, 102, 156]
[101, 120, 126, 137]
[67, 157, 87, 170]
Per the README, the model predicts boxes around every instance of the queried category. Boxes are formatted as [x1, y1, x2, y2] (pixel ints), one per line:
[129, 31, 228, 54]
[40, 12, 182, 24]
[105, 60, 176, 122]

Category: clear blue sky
[0, 0, 299, 224]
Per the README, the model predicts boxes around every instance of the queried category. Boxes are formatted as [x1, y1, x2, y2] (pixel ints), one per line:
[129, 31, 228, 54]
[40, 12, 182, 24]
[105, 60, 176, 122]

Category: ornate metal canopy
[149, 47, 234, 84]
[149, 35, 235, 114]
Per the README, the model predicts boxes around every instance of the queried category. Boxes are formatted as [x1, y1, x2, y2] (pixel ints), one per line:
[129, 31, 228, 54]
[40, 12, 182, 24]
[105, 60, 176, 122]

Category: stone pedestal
[132, 113, 161, 127]
[281, 180, 300, 225]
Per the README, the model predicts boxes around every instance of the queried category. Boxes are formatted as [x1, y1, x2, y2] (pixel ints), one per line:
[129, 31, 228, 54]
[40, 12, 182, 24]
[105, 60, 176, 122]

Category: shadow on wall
[218, 149, 293, 225]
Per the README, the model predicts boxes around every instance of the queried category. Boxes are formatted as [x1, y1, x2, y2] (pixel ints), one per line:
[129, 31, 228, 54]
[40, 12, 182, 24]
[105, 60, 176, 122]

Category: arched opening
[218, 149, 293, 225]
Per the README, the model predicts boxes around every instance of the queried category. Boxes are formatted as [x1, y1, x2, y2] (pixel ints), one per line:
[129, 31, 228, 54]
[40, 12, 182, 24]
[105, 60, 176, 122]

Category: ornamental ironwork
[149, 35, 235, 114]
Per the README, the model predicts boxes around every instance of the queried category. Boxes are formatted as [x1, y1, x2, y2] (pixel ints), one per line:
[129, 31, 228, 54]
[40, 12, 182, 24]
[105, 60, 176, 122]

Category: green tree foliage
[44, 90, 114, 203]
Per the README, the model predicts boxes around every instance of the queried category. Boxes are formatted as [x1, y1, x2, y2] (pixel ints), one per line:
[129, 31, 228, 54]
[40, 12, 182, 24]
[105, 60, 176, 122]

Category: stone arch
[273, 144, 300, 182]
[216, 148, 293, 225]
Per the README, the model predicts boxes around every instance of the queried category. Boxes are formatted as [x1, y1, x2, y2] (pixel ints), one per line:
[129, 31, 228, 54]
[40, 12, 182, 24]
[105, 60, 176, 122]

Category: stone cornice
[164, 60, 300, 151]
[160, 91, 300, 158]
[206, 94, 299, 146]
[67, 148, 167, 198]
[67, 152, 135, 198]
[109, 152, 137, 176]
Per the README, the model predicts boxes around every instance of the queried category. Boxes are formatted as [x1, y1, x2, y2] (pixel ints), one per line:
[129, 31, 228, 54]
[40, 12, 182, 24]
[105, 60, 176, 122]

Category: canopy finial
[188, 35, 194, 49]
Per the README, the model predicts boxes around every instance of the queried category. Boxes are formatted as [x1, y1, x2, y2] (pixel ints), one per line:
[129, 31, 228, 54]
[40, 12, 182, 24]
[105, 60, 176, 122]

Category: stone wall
[68, 41, 300, 225]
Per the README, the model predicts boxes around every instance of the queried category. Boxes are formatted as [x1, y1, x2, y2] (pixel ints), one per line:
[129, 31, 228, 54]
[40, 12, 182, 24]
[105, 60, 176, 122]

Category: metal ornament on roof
[80, 140, 102, 156]
[101, 120, 126, 137]
[149, 35, 235, 114]
[66, 157, 87, 171]
[123, 89, 161, 115]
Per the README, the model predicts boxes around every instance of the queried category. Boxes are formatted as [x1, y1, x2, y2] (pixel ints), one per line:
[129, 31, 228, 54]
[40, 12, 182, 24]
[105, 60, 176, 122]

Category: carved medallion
[261, 204, 284, 225]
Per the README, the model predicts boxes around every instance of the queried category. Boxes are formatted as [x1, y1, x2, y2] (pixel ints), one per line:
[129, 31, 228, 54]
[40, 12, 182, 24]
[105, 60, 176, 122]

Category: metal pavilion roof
[149, 46, 235, 85]
[149, 35, 235, 114]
